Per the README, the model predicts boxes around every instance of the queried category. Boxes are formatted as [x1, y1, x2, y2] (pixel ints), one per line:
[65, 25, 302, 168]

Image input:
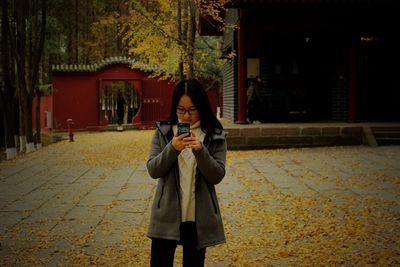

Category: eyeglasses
[177, 107, 198, 116]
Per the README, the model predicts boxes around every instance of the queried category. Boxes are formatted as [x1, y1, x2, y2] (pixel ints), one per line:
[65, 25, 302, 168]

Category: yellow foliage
[121, 0, 181, 78]
[2, 131, 399, 266]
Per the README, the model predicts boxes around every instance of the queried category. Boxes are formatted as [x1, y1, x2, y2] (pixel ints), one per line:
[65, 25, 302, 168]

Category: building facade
[38, 57, 175, 131]
[201, 0, 400, 123]
[34, 56, 220, 132]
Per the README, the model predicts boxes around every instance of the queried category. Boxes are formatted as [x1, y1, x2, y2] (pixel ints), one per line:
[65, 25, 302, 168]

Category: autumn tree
[43, 0, 227, 82]
[0, 0, 18, 159]
[121, 0, 227, 82]
[88, 0, 130, 61]
[1, 0, 227, 159]
[45, 0, 129, 64]
[8, 0, 47, 153]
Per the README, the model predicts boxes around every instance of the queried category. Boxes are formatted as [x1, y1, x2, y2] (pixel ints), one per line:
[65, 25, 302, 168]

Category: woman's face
[176, 95, 200, 125]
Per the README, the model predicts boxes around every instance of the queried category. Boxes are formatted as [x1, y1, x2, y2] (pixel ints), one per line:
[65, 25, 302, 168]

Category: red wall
[52, 73, 97, 130]
[141, 79, 175, 123]
[47, 64, 218, 131]
[32, 95, 53, 132]
[50, 64, 176, 131]
[207, 89, 221, 116]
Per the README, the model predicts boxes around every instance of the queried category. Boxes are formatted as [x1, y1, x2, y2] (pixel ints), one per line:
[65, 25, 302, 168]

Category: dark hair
[168, 79, 223, 135]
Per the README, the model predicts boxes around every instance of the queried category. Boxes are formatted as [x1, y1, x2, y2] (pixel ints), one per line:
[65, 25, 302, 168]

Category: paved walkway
[0, 131, 399, 266]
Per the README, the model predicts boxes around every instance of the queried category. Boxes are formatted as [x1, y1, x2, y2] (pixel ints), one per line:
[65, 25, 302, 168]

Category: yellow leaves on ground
[0, 130, 156, 171]
[1, 131, 399, 266]
[66, 225, 151, 266]
[206, 149, 400, 266]
[76, 130, 154, 167]
[1, 130, 154, 169]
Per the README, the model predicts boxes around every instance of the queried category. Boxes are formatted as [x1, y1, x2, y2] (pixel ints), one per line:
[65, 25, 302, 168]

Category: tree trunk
[13, 0, 33, 151]
[1, 0, 18, 159]
[186, 0, 196, 79]
[18, 93, 26, 152]
[23, 95, 35, 152]
[35, 88, 42, 146]
[84, 0, 90, 63]
[1, 101, 17, 159]
[31, 0, 47, 147]
[177, 0, 184, 80]
[181, 0, 188, 78]
[0, 91, 16, 152]
[75, 0, 79, 62]
[10, 0, 47, 153]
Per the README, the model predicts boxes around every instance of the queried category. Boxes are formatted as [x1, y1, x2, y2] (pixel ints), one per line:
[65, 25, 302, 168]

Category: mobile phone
[177, 122, 190, 136]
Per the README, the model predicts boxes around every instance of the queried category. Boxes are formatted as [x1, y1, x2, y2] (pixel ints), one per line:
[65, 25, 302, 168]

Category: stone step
[371, 126, 400, 132]
[373, 131, 400, 138]
[225, 124, 400, 149]
[370, 126, 400, 146]
[225, 125, 364, 149]
[376, 137, 400, 146]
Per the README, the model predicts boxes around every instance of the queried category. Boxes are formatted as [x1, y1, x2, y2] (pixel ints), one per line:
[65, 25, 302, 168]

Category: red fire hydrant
[67, 118, 74, 142]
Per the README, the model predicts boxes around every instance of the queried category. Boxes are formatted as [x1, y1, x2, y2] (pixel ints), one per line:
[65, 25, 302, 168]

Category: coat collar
[156, 121, 173, 136]
[156, 121, 225, 142]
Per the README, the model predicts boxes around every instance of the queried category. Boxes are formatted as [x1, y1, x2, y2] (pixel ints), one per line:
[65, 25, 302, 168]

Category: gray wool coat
[146, 121, 227, 249]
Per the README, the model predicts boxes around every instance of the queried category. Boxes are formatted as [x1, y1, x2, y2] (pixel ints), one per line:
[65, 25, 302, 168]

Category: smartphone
[177, 122, 190, 136]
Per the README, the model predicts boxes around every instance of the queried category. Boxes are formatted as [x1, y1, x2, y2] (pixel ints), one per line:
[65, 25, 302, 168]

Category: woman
[146, 79, 227, 267]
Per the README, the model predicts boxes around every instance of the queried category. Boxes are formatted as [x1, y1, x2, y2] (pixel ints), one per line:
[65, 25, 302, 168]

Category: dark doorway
[100, 81, 140, 125]
[261, 34, 348, 122]
[357, 35, 400, 121]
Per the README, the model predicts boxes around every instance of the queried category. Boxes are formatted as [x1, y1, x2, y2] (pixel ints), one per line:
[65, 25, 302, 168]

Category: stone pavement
[0, 131, 399, 266]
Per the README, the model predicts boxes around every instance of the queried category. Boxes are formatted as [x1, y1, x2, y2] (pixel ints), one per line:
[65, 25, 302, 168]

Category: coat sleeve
[193, 138, 227, 185]
[146, 130, 180, 179]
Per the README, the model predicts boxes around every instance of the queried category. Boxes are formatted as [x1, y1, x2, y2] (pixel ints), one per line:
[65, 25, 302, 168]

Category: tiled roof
[51, 56, 157, 73]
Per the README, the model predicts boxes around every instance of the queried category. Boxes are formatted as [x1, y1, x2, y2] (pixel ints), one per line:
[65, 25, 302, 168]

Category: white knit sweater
[174, 120, 205, 222]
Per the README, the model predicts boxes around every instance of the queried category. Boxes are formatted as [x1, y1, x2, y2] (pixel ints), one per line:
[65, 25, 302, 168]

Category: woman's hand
[183, 131, 202, 151]
[172, 132, 189, 151]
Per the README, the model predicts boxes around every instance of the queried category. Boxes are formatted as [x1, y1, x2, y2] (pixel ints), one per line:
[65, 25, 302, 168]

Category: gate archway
[47, 57, 175, 131]
[99, 80, 141, 126]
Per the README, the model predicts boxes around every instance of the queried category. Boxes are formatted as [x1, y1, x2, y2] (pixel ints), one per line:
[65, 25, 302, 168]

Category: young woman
[146, 79, 227, 267]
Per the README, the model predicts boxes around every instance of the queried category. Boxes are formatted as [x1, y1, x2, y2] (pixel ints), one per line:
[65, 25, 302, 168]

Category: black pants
[150, 222, 206, 267]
